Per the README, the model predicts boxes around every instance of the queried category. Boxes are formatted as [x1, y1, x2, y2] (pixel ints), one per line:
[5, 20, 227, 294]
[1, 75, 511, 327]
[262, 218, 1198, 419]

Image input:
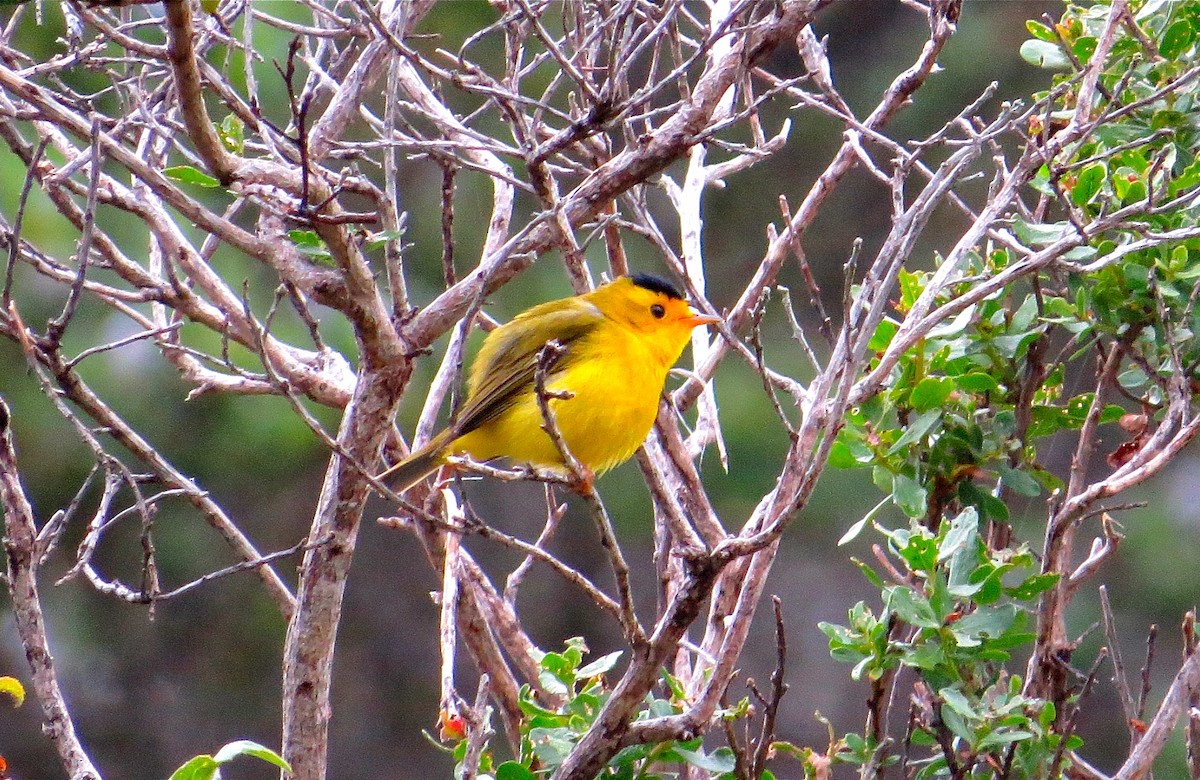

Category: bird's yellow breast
[451, 320, 672, 474]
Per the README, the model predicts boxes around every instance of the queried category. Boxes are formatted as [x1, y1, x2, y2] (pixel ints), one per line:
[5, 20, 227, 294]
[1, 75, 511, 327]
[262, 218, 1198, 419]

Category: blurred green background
[3, 2, 1193, 778]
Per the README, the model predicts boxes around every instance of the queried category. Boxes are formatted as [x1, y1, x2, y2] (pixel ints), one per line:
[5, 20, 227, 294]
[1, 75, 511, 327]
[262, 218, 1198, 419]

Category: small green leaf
[939, 686, 975, 718]
[887, 410, 942, 455]
[840, 497, 889, 546]
[1160, 20, 1194, 59]
[951, 604, 1019, 644]
[940, 702, 973, 742]
[1012, 218, 1070, 247]
[976, 729, 1035, 750]
[289, 230, 333, 262]
[869, 319, 899, 351]
[289, 229, 322, 247]
[955, 372, 999, 393]
[496, 761, 536, 780]
[1007, 572, 1060, 601]
[1039, 700, 1057, 728]
[1020, 39, 1070, 69]
[165, 165, 221, 188]
[893, 472, 928, 518]
[852, 558, 886, 588]
[902, 643, 945, 670]
[675, 747, 736, 774]
[528, 727, 575, 768]
[218, 114, 245, 154]
[938, 507, 979, 562]
[167, 755, 220, 780]
[910, 376, 955, 413]
[998, 465, 1042, 498]
[1025, 20, 1057, 42]
[886, 586, 940, 629]
[576, 650, 622, 679]
[1072, 162, 1105, 206]
[828, 440, 858, 469]
[212, 740, 290, 771]
[1170, 159, 1200, 197]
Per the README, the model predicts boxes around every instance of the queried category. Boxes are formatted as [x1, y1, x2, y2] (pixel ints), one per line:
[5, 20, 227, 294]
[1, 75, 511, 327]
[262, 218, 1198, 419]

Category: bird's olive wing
[451, 302, 603, 437]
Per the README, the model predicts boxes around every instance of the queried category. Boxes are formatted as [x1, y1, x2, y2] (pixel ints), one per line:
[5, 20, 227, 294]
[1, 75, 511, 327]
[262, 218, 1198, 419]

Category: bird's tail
[378, 430, 453, 492]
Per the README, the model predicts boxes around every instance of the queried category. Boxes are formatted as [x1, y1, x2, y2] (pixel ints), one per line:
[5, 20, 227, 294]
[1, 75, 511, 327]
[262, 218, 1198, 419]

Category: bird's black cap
[630, 273, 684, 300]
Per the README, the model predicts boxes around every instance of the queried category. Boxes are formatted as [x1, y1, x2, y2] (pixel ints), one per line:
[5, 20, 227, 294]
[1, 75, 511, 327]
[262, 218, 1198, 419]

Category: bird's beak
[684, 310, 722, 328]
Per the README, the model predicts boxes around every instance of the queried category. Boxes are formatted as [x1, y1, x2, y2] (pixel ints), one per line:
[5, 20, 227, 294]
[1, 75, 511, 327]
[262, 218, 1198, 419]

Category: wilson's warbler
[381, 274, 721, 491]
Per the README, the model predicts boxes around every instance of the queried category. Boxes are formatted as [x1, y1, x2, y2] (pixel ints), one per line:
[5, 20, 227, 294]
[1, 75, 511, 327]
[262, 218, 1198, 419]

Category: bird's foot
[432, 462, 460, 490]
[569, 465, 596, 496]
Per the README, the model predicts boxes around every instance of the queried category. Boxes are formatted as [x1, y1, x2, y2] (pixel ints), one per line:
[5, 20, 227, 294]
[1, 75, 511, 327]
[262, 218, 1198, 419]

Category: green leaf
[1072, 162, 1105, 206]
[218, 114, 245, 154]
[213, 741, 291, 772]
[869, 319, 899, 351]
[1025, 20, 1057, 42]
[169, 741, 290, 780]
[828, 439, 858, 469]
[528, 727, 575, 768]
[951, 604, 1020, 645]
[1019, 39, 1070, 69]
[1012, 218, 1070, 247]
[998, 465, 1042, 498]
[976, 729, 1035, 750]
[893, 472, 928, 518]
[926, 305, 976, 340]
[1160, 19, 1194, 59]
[902, 642, 946, 671]
[167, 755, 220, 780]
[576, 650, 622, 679]
[955, 372, 999, 393]
[496, 761, 536, 780]
[910, 376, 955, 413]
[852, 558, 886, 588]
[289, 230, 334, 262]
[1039, 701, 1057, 728]
[939, 686, 975, 718]
[1007, 572, 1060, 601]
[887, 410, 942, 455]
[885, 586, 940, 629]
[675, 747, 736, 774]
[938, 507, 979, 562]
[164, 165, 221, 188]
[1073, 36, 1097, 62]
[1170, 159, 1200, 197]
[840, 497, 889, 546]
[940, 702, 974, 743]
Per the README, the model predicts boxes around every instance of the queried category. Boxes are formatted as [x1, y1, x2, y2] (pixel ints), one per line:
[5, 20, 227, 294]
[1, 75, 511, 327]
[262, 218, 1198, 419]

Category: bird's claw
[569, 466, 596, 496]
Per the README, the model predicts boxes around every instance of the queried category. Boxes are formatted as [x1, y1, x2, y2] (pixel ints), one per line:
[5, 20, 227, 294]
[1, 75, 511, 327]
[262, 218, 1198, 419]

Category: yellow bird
[380, 274, 721, 491]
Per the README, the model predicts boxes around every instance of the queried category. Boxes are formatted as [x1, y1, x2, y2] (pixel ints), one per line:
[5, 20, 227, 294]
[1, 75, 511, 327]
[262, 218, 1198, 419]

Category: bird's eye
[650, 303, 666, 319]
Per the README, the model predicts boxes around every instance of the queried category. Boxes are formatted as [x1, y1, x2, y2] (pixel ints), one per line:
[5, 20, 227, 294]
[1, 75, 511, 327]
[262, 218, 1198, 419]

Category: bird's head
[589, 274, 721, 359]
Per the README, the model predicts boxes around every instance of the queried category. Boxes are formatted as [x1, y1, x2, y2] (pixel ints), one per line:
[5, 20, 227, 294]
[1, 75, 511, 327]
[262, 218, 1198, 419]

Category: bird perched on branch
[380, 273, 721, 492]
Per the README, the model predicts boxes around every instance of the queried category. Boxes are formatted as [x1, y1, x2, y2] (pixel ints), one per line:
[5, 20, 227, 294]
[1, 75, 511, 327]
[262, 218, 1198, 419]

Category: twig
[1113, 649, 1200, 780]
[0, 396, 101, 780]
[2, 136, 47, 311]
[533, 341, 644, 647]
[1100, 585, 1140, 742]
[1184, 611, 1200, 779]
[749, 596, 789, 778]
[460, 675, 494, 780]
[1138, 624, 1158, 726]
[438, 488, 465, 737]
